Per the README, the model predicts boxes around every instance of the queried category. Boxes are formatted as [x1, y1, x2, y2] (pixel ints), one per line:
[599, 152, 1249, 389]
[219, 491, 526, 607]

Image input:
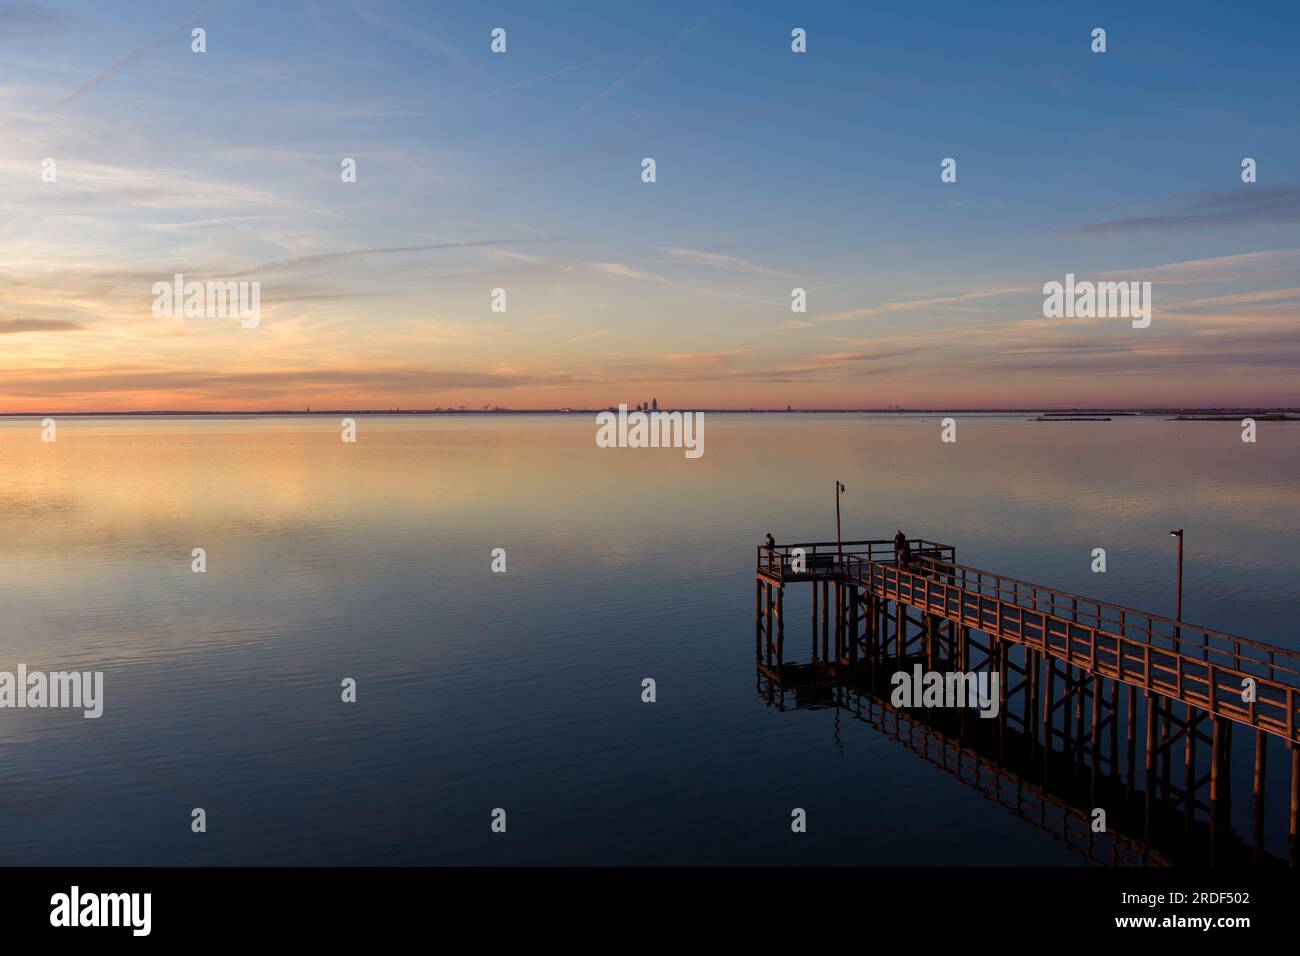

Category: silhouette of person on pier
[894, 529, 912, 571]
[765, 532, 776, 550]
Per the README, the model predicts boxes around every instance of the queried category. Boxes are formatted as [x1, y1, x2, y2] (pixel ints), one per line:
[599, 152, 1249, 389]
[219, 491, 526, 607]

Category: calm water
[0, 414, 1296, 865]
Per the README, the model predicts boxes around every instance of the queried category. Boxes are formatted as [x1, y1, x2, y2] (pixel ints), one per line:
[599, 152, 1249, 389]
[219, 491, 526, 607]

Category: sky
[1, 0, 1298, 411]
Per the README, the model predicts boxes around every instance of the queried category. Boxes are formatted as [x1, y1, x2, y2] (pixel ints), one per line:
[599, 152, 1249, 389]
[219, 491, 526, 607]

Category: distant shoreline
[3, 408, 1297, 418]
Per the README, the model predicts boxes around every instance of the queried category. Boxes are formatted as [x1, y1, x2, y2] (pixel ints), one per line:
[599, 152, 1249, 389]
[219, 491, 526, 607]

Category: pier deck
[754, 537, 1300, 864]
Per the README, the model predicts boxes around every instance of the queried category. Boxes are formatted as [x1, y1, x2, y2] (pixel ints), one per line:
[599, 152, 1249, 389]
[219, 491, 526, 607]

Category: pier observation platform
[754, 537, 1300, 864]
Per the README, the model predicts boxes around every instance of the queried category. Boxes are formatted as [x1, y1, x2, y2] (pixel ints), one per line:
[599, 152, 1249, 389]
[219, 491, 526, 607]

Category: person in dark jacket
[893, 529, 912, 571]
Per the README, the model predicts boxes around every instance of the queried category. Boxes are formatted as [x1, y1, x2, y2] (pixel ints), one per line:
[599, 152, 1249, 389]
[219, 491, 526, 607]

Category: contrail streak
[37, 0, 226, 114]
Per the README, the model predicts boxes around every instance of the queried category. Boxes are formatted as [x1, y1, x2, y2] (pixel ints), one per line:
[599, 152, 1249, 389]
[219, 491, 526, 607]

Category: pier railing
[755, 540, 1300, 744]
[754, 535, 1300, 858]
[756, 538, 954, 581]
[851, 553, 1300, 744]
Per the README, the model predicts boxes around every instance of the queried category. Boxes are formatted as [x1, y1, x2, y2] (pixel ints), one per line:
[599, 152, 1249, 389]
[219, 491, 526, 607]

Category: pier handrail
[841, 553, 1300, 743]
[901, 553, 1300, 671]
[753, 534, 1300, 844]
[754, 538, 1300, 741]
[756, 538, 954, 578]
[757, 539, 1300, 670]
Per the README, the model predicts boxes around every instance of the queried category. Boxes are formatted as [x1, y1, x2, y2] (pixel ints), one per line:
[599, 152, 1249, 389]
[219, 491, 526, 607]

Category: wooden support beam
[1223, 718, 1233, 823]
[878, 596, 887, 663]
[1254, 729, 1267, 798]
[764, 583, 774, 668]
[1210, 716, 1226, 828]
[1043, 656, 1056, 750]
[842, 587, 852, 660]
[1144, 691, 1157, 842]
[752, 538, 1300, 869]
[849, 585, 858, 666]
[1073, 666, 1085, 769]
[832, 582, 840, 663]
[896, 600, 905, 671]
[1126, 684, 1137, 794]
[775, 586, 785, 668]
[1026, 648, 1038, 746]
[821, 580, 830, 662]
[1160, 694, 1172, 798]
[1106, 679, 1119, 776]
[1253, 730, 1267, 868]
[865, 594, 877, 679]
[1290, 745, 1300, 866]
[1090, 674, 1103, 775]
[998, 637, 1009, 745]
[811, 579, 818, 660]
[1185, 704, 1199, 831]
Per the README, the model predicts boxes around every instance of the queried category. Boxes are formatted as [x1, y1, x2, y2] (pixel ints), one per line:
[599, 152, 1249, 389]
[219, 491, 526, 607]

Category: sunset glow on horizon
[3, 1, 1299, 412]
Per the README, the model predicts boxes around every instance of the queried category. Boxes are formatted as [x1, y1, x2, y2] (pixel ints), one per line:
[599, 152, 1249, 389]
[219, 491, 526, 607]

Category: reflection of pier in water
[754, 537, 1299, 867]
[759, 664, 1283, 866]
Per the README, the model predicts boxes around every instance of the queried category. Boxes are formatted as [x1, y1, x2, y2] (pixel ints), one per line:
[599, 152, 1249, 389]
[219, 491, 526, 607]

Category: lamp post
[1170, 529, 1184, 639]
[835, 481, 846, 558]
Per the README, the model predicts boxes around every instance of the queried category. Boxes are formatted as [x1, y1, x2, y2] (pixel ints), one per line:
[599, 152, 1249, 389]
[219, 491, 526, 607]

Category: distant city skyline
[3, 1, 1299, 412]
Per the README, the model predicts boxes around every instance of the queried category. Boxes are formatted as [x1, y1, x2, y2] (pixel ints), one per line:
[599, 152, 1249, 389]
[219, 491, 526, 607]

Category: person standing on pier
[894, 529, 912, 571]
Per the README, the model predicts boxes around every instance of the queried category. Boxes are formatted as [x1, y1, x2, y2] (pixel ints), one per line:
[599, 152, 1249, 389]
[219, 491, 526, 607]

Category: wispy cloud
[569, 328, 614, 343]
[573, 15, 713, 115]
[344, 0, 467, 68]
[818, 287, 1029, 323]
[0, 365, 588, 401]
[486, 248, 668, 284]
[1097, 249, 1300, 284]
[660, 247, 793, 276]
[484, 58, 605, 97]
[1070, 185, 1300, 234]
[1166, 286, 1300, 310]
[33, 0, 224, 114]
[0, 316, 82, 334]
[0, 2, 75, 42]
[0, 155, 296, 212]
[140, 215, 277, 232]
[239, 238, 572, 277]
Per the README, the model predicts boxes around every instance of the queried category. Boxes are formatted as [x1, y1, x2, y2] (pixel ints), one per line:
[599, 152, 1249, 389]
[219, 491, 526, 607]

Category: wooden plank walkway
[758, 538, 1300, 743]
[754, 536, 1300, 864]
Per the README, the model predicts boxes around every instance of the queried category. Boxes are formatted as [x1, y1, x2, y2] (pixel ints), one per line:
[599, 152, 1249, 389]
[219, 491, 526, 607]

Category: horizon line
[3, 406, 1298, 417]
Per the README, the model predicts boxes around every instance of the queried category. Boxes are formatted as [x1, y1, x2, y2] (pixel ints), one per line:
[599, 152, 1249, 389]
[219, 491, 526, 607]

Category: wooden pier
[755, 537, 1300, 865]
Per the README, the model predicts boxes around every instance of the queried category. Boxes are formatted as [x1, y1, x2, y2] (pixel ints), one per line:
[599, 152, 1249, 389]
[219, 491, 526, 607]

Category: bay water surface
[1, 413, 1295, 864]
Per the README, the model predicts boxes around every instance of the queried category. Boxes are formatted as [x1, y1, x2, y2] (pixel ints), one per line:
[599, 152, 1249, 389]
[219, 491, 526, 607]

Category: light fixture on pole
[835, 481, 846, 558]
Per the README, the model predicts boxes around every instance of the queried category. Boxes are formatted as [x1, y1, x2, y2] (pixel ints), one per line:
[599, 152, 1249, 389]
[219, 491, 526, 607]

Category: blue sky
[2, 0, 1299, 409]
